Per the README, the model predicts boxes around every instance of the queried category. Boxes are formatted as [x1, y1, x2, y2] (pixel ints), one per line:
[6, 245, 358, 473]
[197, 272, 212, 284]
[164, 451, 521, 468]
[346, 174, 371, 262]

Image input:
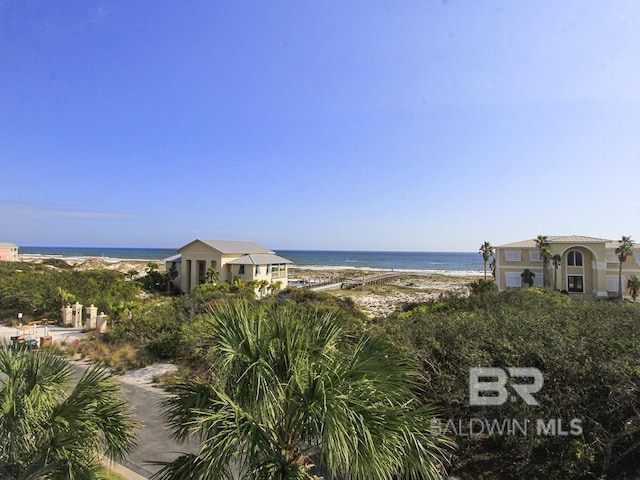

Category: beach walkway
[343, 272, 402, 288]
[304, 272, 403, 292]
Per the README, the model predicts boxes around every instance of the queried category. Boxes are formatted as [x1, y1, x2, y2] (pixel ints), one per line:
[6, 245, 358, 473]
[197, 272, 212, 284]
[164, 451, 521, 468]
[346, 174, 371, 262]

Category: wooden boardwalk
[342, 272, 402, 288]
[297, 272, 402, 291]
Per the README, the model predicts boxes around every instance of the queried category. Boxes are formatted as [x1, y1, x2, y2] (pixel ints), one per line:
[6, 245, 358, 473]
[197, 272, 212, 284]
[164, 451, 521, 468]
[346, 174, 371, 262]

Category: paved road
[67, 362, 199, 479]
[116, 380, 200, 478]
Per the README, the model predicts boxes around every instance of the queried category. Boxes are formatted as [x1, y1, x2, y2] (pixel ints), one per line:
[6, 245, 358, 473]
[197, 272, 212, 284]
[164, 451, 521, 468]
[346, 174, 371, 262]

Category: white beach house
[168, 239, 292, 293]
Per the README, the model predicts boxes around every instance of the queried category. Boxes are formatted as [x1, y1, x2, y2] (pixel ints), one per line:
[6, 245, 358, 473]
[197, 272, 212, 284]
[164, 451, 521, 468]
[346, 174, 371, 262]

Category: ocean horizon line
[18, 246, 484, 273]
[20, 245, 477, 254]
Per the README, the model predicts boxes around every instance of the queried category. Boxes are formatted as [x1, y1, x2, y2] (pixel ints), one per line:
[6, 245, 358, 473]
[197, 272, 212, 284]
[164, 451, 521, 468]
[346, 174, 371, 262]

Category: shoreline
[17, 254, 484, 278]
[13, 254, 487, 321]
[15, 255, 485, 318]
[290, 265, 483, 277]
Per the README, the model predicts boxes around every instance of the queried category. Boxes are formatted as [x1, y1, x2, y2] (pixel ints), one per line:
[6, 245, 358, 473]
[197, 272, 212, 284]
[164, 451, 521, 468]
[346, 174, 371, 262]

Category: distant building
[168, 239, 292, 294]
[495, 235, 640, 298]
[0, 242, 19, 261]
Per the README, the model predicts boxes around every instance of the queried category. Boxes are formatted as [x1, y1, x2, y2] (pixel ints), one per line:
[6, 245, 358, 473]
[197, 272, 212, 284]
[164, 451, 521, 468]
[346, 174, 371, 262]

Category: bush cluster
[4, 261, 640, 478]
[0, 262, 140, 322]
[372, 287, 640, 479]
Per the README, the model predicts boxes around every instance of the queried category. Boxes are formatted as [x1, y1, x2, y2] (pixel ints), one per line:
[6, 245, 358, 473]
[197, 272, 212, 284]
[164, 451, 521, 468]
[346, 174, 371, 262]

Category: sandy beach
[18, 254, 163, 279]
[306, 271, 477, 317]
[17, 255, 483, 319]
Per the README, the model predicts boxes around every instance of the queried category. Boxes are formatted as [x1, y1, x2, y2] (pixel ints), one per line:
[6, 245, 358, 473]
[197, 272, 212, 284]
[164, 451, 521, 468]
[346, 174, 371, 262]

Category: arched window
[567, 250, 583, 267]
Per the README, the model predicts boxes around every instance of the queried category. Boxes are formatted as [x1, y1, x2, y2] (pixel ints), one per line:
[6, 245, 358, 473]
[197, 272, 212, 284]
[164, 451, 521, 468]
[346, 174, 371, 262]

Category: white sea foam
[289, 265, 483, 276]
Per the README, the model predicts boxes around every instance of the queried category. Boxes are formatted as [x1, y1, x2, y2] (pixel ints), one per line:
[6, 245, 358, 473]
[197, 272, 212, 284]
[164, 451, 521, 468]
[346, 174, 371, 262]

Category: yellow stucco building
[495, 235, 640, 298]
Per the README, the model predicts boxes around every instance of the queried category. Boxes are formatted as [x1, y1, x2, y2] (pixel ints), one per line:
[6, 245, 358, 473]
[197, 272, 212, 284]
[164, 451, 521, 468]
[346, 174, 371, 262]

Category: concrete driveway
[0, 324, 86, 346]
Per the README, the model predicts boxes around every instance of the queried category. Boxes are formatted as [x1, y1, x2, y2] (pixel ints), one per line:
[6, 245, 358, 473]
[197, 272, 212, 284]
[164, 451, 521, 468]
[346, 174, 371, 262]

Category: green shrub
[0, 262, 140, 322]
[373, 288, 640, 479]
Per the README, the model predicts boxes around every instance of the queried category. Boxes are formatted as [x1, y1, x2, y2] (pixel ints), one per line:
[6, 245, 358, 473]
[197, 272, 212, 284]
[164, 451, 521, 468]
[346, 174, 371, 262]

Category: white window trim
[607, 275, 624, 292]
[567, 250, 584, 267]
[505, 250, 522, 262]
[505, 272, 522, 288]
[533, 272, 544, 287]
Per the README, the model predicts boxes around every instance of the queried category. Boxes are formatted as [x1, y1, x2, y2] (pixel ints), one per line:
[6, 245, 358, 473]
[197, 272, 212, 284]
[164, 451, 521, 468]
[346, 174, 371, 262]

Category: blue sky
[2, 1, 639, 251]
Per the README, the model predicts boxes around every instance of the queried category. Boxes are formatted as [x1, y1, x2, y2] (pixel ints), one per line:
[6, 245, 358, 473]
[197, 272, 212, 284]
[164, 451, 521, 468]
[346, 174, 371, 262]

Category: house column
[181, 260, 190, 293]
[190, 259, 199, 292]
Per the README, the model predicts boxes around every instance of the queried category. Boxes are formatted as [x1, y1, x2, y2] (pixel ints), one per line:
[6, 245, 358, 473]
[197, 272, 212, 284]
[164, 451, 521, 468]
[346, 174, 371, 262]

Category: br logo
[469, 367, 543, 406]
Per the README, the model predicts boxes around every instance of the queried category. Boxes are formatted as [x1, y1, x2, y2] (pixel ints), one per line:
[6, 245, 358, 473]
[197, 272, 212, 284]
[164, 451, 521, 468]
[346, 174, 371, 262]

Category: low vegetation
[154, 301, 452, 479]
[0, 261, 140, 322]
[2, 262, 640, 478]
[0, 346, 138, 479]
[372, 285, 640, 479]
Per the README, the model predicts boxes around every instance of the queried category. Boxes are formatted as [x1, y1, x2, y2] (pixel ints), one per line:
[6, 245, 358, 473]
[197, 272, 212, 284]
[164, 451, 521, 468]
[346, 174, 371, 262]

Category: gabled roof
[163, 254, 182, 262]
[497, 235, 614, 248]
[227, 254, 292, 265]
[178, 239, 274, 254]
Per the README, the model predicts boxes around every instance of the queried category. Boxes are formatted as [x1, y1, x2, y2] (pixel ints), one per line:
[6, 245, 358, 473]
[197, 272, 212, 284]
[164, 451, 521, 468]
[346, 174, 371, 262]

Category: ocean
[19, 246, 484, 275]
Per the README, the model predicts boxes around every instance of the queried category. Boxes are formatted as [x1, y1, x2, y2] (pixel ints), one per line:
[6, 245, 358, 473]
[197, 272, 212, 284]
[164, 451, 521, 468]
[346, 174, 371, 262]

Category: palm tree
[521, 268, 535, 287]
[539, 246, 553, 288]
[246, 279, 260, 294]
[489, 257, 496, 278]
[627, 275, 640, 302]
[0, 347, 138, 479]
[55, 286, 75, 310]
[205, 267, 220, 285]
[154, 302, 453, 480]
[535, 235, 550, 288]
[166, 264, 179, 292]
[146, 262, 159, 274]
[111, 300, 140, 321]
[479, 241, 494, 280]
[258, 279, 270, 296]
[126, 269, 139, 282]
[552, 254, 562, 290]
[616, 236, 635, 300]
[269, 281, 283, 294]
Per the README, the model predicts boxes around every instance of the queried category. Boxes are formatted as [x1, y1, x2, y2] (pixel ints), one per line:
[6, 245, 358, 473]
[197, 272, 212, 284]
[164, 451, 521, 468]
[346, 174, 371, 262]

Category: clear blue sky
[2, 1, 639, 251]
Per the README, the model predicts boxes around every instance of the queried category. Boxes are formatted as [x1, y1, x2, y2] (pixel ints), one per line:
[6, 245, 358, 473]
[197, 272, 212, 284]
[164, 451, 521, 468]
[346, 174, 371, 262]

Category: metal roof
[163, 254, 182, 262]
[0, 242, 18, 248]
[178, 239, 274, 254]
[227, 254, 292, 265]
